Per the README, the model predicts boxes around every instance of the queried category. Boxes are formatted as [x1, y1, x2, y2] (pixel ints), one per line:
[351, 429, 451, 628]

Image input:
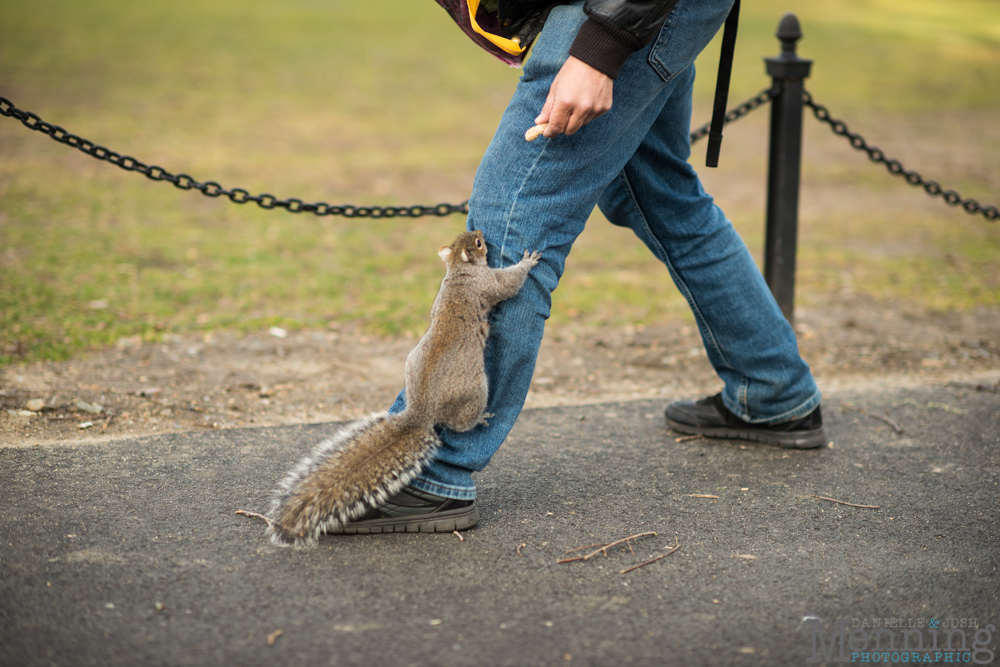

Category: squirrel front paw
[522, 250, 542, 266]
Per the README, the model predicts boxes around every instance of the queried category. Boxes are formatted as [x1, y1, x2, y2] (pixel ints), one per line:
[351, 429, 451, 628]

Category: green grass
[1, 0, 999, 364]
[697, 0, 1000, 112]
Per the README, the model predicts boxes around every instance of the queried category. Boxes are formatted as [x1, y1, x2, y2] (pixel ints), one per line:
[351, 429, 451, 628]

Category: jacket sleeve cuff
[568, 18, 645, 80]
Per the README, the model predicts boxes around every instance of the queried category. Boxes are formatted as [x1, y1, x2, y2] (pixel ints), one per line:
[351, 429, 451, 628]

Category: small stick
[577, 532, 656, 562]
[675, 435, 702, 442]
[453, 531, 464, 542]
[842, 402, 904, 434]
[621, 554, 666, 574]
[516, 543, 526, 557]
[557, 533, 657, 564]
[564, 542, 608, 555]
[811, 494, 880, 509]
[266, 629, 283, 646]
[557, 554, 587, 564]
[688, 494, 719, 499]
[525, 123, 548, 141]
[620, 544, 681, 574]
[236, 509, 275, 529]
[627, 540, 635, 557]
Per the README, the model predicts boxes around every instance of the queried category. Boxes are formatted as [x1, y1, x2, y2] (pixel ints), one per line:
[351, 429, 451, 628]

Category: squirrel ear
[437, 246, 452, 262]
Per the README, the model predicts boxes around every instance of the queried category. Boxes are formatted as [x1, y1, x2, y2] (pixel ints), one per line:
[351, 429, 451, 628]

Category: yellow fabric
[466, 0, 526, 56]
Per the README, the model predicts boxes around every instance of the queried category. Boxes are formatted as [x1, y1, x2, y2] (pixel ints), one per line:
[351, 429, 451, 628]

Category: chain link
[0, 96, 469, 218]
[690, 86, 776, 144]
[803, 91, 997, 222]
[5, 92, 995, 222]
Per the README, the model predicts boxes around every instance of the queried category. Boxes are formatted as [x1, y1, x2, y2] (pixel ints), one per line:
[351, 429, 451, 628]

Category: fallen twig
[688, 494, 719, 499]
[811, 494, 880, 509]
[557, 532, 657, 564]
[236, 509, 275, 529]
[453, 530, 464, 542]
[556, 555, 588, 564]
[563, 542, 607, 555]
[266, 629, 283, 646]
[675, 435, 702, 442]
[620, 544, 681, 574]
[841, 402, 904, 434]
[516, 543, 526, 557]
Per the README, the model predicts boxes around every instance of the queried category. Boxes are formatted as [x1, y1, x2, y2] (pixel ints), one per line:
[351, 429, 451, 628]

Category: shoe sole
[327, 506, 480, 535]
[666, 417, 826, 449]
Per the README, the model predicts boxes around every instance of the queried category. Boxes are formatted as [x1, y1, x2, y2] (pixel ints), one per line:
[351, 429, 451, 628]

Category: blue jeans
[392, 0, 820, 500]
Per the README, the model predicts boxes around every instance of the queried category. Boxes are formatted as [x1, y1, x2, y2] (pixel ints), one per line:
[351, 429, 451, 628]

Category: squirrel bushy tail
[266, 411, 440, 547]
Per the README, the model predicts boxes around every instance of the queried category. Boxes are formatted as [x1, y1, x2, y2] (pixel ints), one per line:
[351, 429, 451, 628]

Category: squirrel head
[438, 230, 488, 266]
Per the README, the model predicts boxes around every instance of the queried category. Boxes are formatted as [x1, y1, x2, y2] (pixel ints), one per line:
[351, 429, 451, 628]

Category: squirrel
[266, 230, 541, 547]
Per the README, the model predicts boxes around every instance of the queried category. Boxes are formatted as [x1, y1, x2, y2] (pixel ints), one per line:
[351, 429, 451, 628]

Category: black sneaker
[665, 393, 826, 449]
[326, 485, 479, 535]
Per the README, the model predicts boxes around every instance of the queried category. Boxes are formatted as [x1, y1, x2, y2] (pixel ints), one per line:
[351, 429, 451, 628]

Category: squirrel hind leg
[436, 373, 490, 432]
[441, 411, 493, 432]
[438, 394, 492, 432]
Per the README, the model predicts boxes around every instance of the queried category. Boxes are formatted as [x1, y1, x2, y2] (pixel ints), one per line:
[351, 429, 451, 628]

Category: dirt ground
[1, 293, 997, 447]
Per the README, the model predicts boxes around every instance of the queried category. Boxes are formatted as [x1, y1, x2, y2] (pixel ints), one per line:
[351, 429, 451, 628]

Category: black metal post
[764, 14, 812, 324]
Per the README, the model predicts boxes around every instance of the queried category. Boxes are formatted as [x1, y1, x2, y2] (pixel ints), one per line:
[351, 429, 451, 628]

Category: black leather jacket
[499, 1, 674, 44]
[500, 0, 680, 77]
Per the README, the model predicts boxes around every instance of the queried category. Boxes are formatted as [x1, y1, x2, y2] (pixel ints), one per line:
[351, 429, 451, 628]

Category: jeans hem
[410, 476, 478, 501]
[722, 387, 822, 425]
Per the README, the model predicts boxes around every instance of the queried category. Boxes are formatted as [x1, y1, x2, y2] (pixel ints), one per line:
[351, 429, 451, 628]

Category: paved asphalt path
[2, 384, 998, 666]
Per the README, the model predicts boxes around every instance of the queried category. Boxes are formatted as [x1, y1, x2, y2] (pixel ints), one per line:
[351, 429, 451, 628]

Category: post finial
[776, 13, 802, 59]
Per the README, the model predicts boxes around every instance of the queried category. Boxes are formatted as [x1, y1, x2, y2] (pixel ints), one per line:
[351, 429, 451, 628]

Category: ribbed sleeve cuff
[568, 18, 645, 80]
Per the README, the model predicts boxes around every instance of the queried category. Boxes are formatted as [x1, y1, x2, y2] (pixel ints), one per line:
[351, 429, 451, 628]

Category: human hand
[534, 56, 613, 137]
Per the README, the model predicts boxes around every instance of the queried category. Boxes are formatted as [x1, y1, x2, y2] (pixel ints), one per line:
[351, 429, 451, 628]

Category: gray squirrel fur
[267, 230, 541, 547]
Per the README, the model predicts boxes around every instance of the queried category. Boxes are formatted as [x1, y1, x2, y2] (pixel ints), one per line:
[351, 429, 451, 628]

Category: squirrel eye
[476, 239, 483, 248]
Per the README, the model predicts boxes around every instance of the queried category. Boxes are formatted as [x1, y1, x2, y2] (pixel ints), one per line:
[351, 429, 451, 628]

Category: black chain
[6, 91, 995, 222]
[0, 96, 468, 218]
[690, 86, 776, 144]
[803, 91, 998, 222]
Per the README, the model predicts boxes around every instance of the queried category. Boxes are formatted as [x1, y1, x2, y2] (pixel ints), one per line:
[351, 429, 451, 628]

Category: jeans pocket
[648, 0, 734, 82]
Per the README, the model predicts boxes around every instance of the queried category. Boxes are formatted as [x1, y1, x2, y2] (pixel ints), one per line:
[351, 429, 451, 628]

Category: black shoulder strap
[706, 0, 740, 168]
